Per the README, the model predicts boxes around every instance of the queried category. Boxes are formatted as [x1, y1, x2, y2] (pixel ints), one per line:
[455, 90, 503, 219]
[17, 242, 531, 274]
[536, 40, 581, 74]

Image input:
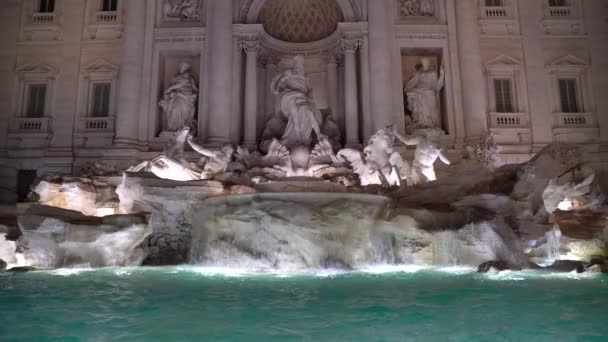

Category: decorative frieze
[164, 0, 203, 21]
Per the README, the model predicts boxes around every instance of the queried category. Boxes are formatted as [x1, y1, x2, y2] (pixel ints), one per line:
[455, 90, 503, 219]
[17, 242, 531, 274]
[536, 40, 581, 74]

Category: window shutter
[559, 79, 578, 113]
[92, 83, 111, 117]
[39, 0, 55, 13]
[494, 79, 514, 113]
[27, 84, 46, 118]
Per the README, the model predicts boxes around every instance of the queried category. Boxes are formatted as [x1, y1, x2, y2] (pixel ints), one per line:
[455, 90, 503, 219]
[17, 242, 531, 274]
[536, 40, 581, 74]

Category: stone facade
[0, 0, 606, 203]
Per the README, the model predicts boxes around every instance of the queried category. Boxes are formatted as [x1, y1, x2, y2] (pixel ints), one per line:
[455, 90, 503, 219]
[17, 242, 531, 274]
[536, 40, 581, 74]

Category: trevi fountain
[0, 0, 607, 340]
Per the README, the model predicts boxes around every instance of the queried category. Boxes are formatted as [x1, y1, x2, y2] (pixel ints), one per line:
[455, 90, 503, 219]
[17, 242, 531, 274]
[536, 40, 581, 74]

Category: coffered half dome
[258, 0, 344, 43]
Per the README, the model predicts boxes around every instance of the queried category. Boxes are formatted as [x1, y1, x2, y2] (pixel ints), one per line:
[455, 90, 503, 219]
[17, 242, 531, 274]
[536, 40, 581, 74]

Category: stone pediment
[15, 61, 57, 74]
[548, 54, 587, 67]
[485, 54, 521, 67]
[82, 59, 119, 73]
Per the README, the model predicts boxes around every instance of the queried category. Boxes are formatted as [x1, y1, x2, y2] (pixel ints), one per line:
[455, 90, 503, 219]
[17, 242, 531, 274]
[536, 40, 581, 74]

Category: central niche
[258, 0, 343, 43]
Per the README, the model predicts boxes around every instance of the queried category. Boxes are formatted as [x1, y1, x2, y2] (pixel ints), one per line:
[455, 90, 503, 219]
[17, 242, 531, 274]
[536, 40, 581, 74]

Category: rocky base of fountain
[0, 143, 606, 272]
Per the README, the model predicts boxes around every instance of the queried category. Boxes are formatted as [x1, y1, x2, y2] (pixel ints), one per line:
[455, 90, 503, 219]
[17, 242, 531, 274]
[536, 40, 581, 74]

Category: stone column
[205, 0, 233, 143]
[115, 0, 146, 146]
[325, 51, 339, 123]
[343, 39, 360, 146]
[242, 40, 259, 148]
[455, 0, 487, 140]
[367, 0, 394, 131]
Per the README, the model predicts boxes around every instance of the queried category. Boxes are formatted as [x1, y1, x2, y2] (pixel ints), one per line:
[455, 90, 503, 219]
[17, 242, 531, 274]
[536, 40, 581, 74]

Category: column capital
[341, 38, 361, 52]
[242, 39, 260, 54]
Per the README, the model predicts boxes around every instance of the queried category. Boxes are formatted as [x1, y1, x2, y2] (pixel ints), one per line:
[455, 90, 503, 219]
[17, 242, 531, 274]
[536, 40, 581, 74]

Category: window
[26, 84, 46, 118]
[558, 79, 579, 113]
[494, 79, 514, 113]
[100, 0, 117, 12]
[91, 83, 111, 117]
[485, 0, 504, 6]
[38, 0, 55, 13]
[548, 0, 567, 6]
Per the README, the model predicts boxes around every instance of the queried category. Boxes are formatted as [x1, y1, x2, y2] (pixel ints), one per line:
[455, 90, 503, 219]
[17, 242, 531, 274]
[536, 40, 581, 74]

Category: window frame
[13, 62, 57, 119]
[77, 59, 118, 119]
[546, 55, 591, 115]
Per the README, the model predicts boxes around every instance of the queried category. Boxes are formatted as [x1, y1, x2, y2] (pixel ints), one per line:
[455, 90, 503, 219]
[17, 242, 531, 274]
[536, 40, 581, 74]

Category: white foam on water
[357, 264, 429, 274]
[48, 268, 96, 276]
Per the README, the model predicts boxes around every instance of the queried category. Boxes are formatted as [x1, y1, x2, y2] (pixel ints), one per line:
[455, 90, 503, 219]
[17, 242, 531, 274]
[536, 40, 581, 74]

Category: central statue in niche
[270, 55, 325, 149]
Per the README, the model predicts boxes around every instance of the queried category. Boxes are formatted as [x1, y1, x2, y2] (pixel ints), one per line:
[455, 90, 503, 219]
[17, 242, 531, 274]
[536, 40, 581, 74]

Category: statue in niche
[392, 128, 451, 185]
[165, 0, 201, 20]
[270, 55, 325, 149]
[235, 138, 346, 178]
[337, 126, 410, 187]
[159, 62, 198, 132]
[404, 57, 444, 130]
[399, 0, 435, 17]
[127, 127, 233, 181]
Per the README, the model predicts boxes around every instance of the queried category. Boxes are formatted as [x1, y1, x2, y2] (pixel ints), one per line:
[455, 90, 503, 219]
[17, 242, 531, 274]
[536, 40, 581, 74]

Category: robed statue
[270, 55, 325, 149]
[159, 62, 198, 132]
[404, 57, 445, 129]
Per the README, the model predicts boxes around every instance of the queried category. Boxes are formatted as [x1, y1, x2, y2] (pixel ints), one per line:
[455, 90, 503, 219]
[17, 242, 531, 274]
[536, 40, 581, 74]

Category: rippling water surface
[0, 266, 606, 341]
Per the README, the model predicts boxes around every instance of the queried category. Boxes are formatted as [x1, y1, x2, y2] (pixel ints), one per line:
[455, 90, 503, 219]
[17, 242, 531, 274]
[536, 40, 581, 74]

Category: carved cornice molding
[153, 27, 206, 44]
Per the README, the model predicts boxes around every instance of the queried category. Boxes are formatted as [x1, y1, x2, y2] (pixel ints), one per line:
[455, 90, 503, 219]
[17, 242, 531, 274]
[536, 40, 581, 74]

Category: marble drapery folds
[159, 62, 198, 132]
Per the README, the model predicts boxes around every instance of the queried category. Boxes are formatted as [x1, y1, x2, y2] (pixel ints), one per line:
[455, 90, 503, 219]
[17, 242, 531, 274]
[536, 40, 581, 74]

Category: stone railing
[489, 113, 528, 128]
[480, 6, 510, 18]
[79, 116, 115, 132]
[95, 11, 119, 25]
[553, 113, 594, 128]
[10, 117, 51, 133]
[32, 12, 55, 24]
[545, 6, 574, 18]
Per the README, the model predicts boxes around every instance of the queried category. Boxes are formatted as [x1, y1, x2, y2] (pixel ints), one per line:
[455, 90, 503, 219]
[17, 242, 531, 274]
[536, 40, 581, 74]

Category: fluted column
[367, 0, 394, 131]
[243, 40, 259, 148]
[343, 39, 360, 146]
[325, 52, 339, 123]
[115, 0, 146, 145]
[205, 0, 233, 143]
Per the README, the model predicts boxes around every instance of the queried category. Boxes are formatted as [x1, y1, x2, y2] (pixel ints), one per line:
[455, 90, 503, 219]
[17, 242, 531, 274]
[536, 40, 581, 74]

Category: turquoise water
[1, 266, 607, 341]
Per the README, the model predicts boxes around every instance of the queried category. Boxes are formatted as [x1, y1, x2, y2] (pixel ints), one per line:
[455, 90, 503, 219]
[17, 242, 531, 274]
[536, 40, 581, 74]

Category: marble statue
[165, 0, 201, 20]
[393, 128, 450, 185]
[127, 127, 233, 181]
[270, 55, 325, 149]
[236, 138, 344, 178]
[399, 0, 435, 17]
[404, 57, 444, 129]
[159, 62, 198, 132]
[337, 126, 409, 187]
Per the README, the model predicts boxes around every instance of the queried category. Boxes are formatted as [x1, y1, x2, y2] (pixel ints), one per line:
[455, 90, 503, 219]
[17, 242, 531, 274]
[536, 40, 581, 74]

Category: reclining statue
[128, 127, 233, 181]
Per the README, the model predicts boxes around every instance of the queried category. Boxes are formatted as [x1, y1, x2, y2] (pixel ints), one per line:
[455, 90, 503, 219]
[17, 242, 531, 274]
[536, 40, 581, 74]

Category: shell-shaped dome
[259, 0, 343, 43]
